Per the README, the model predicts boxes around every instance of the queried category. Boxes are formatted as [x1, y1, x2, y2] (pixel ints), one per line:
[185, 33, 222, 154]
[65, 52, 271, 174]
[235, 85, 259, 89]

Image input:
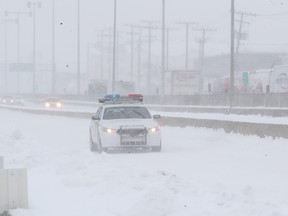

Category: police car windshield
[103, 106, 151, 120]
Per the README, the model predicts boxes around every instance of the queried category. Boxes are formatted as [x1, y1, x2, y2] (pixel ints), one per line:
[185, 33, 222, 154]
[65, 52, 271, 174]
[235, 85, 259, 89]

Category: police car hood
[100, 118, 159, 129]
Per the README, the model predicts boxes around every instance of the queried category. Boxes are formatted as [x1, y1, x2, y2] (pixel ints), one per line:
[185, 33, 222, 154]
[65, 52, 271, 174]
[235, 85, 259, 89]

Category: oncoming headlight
[45, 103, 50, 108]
[102, 127, 117, 134]
[56, 102, 62, 108]
[149, 126, 160, 133]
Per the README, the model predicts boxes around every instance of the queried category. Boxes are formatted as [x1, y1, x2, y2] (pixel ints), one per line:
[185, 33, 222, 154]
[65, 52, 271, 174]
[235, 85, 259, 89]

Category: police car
[90, 95, 161, 153]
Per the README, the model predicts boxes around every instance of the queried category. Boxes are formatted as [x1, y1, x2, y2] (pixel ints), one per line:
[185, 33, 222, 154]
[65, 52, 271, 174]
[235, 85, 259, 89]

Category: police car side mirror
[92, 116, 100, 121]
[153, 114, 161, 119]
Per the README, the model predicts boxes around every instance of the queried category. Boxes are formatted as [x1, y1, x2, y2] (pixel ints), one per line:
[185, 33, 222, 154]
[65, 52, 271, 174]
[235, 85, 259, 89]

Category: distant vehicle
[89, 98, 161, 153]
[0, 96, 13, 104]
[10, 96, 24, 105]
[43, 97, 63, 108]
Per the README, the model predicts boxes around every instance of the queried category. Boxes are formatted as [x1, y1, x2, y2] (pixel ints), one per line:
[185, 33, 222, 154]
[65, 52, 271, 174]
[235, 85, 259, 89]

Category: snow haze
[1, 0, 288, 76]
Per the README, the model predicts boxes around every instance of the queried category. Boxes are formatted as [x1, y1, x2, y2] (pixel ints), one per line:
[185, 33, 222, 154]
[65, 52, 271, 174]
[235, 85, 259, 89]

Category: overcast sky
[1, 0, 288, 73]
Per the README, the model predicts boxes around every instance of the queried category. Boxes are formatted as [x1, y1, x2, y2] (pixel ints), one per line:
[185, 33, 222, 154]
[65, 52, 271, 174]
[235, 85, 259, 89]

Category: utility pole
[116, 31, 120, 80]
[99, 31, 105, 80]
[192, 27, 216, 93]
[52, 0, 55, 95]
[96, 30, 111, 80]
[176, 21, 197, 70]
[136, 26, 144, 91]
[4, 11, 32, 94]
[112, 0, 117, 93]
[141, 20, 158, 95]
[165, 27, 177, 71]
[27, 1, 42, 94]
[128, 25, 145, 90]
[126, 25, 138, 83]
[234, 10, 256, 70]
[161, 0, 166, 96]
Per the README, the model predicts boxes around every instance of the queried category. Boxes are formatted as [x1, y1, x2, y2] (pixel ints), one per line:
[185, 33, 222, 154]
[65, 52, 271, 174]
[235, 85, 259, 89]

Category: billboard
[272, 66, 288, 93]
[170, 70, 200, 95]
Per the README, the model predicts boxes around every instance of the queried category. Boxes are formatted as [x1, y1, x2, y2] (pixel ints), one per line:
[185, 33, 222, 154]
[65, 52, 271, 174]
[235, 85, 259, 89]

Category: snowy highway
[6, 100, 288, 125]
[1, 109, 288, 216]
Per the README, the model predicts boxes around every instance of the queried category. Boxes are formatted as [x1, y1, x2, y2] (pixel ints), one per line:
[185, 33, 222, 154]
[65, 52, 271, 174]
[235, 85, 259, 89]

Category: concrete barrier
[158, 117, 288, 139]
[0, 169, 28, 212]
[0, 157, 28, 213]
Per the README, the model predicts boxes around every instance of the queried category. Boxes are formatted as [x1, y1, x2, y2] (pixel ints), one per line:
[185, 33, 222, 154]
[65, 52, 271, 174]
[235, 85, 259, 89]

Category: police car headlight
[102, 127, 117, 134]
[149, 126, 160, 133]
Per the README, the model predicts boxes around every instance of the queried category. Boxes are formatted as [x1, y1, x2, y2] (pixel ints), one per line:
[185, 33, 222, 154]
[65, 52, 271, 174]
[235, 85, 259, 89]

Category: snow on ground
[0, 109, 288, 216]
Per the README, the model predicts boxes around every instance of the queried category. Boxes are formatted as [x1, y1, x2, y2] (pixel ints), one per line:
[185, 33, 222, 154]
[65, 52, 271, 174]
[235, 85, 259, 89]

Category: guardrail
[19, 92, 288, 107]
[1, 105, 288, 139]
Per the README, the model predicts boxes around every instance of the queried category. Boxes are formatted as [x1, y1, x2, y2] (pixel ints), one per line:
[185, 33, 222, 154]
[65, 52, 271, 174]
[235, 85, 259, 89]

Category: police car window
[103, 107, 151, 120]
[96, 107, 103, 117]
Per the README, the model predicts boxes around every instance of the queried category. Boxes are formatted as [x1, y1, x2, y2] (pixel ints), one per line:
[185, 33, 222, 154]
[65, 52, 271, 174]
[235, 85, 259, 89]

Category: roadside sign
[243, 71, 249, 86]
[9, 63, 34, 72]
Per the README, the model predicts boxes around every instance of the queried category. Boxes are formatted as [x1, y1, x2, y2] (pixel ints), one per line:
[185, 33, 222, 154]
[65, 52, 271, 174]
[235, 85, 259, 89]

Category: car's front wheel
[90, 130, 98, 152]
[97, 134, 103, 154]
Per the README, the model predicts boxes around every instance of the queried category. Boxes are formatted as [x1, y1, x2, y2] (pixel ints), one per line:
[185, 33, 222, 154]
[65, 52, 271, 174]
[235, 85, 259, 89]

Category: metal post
[230, 0, 235, 107]
[112, 0, 117, 92]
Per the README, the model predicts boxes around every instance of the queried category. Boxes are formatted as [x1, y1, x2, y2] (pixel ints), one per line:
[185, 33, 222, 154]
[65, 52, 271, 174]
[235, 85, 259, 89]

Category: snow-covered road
[1, 109, 288, 216]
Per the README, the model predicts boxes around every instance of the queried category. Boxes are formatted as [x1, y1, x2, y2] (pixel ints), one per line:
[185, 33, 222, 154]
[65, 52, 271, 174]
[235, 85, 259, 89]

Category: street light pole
[27, 1, 41, 95]
[230, 0, 235, 107]
[77, 0, 80, 95]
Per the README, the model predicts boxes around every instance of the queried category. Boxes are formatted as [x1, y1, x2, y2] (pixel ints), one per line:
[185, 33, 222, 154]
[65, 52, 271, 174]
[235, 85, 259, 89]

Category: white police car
[89, 98, 161, 153]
